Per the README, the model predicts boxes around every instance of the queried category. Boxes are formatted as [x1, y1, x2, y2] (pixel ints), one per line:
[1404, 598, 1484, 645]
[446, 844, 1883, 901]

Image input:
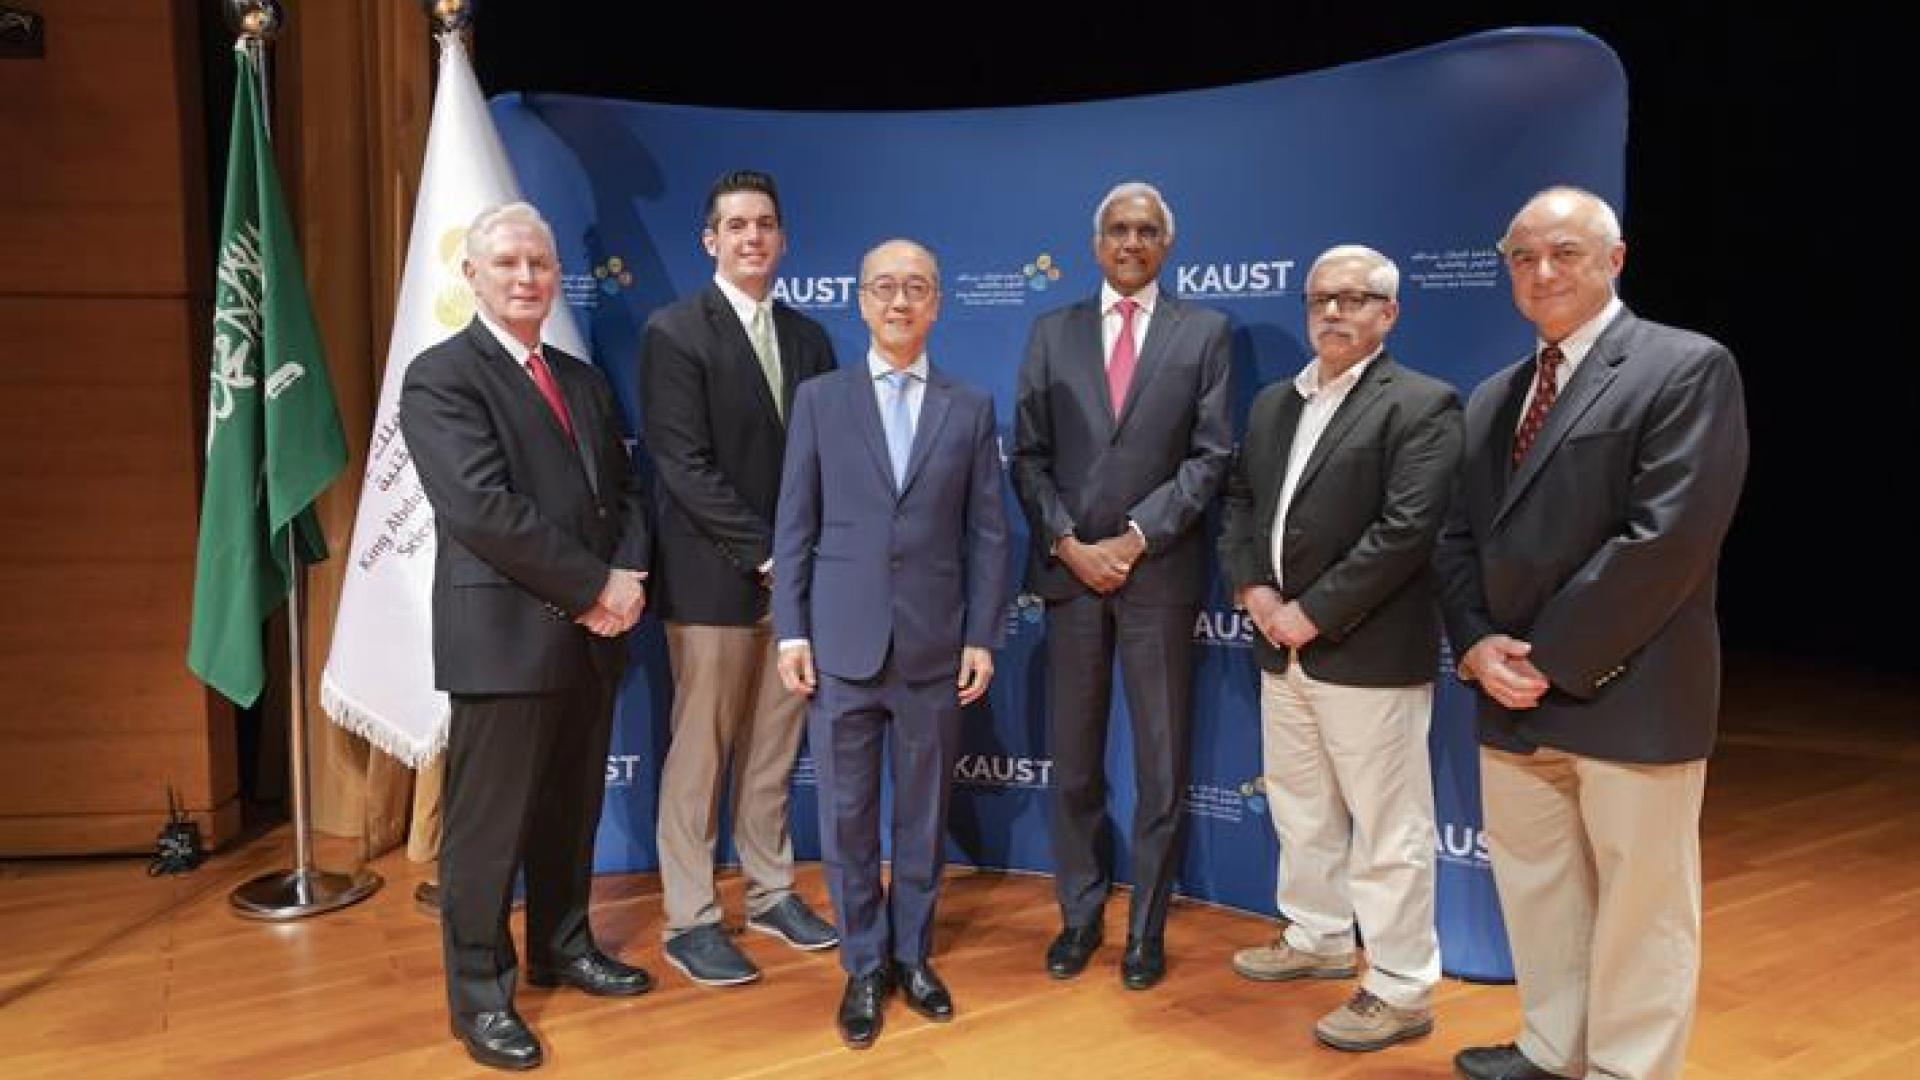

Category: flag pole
[225, 0, 381, 920]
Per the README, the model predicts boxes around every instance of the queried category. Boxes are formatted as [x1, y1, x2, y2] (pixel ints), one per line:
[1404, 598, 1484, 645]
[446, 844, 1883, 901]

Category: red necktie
[1511, 344, 1564, 468]
[526, 349, 575, 439]
[1107, 296, 1139, 414]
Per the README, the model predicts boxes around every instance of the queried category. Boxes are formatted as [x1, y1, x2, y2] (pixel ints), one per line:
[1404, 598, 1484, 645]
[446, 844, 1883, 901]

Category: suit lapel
[1116, 293, 1182, 433]
[900, 371, 954, 498]
[1064, 301, 1117, 434]
[703, 285, 784, 427]
[549, 353, 603, 497]
[851, 367, 897, 496]
[1289, 356, 1393, 508]
[1495, 312, 1633, 526]
[1259, 389, 1306, 519]
[467, 320, 576, 449]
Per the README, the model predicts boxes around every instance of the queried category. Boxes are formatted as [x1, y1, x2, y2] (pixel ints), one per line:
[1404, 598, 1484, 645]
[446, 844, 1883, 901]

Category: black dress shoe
[836, 970, 891, 1049]
[1045, 924, 1103, 979]
[1120, 936, 1166, 990]
[1454, 1043, 1562, 1080]
[450, 1009, 543, 1071]
[894, 961, 954, 1022]
[526, 950, 654, 996]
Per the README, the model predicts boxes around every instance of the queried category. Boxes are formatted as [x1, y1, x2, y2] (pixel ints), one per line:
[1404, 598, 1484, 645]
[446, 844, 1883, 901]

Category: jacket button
[890, 556, 903, 570]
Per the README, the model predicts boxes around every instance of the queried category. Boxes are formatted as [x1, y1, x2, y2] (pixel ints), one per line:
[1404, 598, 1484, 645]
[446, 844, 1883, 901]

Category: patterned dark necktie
[1511, 344, 1564, 468]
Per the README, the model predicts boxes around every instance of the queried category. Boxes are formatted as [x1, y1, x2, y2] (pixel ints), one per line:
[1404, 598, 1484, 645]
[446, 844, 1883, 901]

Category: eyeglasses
[1101, 222, 1165, 245]
[862, 277, 937, 303]
[1304, 291, 1389, 314]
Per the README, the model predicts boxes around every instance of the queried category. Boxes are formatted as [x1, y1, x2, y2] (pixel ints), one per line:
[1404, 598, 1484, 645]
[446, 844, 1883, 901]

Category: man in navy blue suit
[773, 238, 1010, 1050]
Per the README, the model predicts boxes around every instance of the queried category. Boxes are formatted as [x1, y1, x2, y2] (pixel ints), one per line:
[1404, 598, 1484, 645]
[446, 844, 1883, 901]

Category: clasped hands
[1459, 634, 1550, 709]
[1056, 527, 1148, 595]
[1238, 585, 1320, 650]
[575, 569, 647, 637]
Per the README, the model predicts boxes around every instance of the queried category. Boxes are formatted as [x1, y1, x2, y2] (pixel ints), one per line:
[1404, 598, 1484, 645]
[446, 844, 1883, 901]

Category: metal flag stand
[225, 0, 382, 920]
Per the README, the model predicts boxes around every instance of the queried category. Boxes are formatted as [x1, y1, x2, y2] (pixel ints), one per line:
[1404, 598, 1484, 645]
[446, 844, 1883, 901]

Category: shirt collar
[1295, 348, 1381, 399]
[713, 273, 770, 327]
[476, 307, 546, 362]
[1101, 279, 1160, 318]
[867, 349, 929, 383]
[1539, 295, 1624, 368]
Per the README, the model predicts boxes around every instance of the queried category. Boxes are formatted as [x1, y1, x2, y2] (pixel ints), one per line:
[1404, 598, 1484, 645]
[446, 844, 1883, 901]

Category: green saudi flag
[187, 46, 347, 707]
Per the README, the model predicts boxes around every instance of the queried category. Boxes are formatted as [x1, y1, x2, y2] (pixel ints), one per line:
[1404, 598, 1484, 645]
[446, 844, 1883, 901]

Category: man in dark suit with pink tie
[1012, 182, 1233, 990]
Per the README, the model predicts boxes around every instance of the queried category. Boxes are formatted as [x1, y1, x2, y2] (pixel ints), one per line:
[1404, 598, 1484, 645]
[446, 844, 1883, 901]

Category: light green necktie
[749, 303, 783, 420]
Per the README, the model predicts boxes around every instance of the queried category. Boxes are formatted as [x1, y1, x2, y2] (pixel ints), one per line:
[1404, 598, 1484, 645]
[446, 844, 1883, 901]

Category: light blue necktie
[882, 370, 914, 491]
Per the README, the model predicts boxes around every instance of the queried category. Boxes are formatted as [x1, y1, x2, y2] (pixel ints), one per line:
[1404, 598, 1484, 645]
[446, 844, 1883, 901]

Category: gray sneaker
[1314, 988, 1434, 1052]
[747, 894, 840, 951]
[664, 923, 760, 986]
[1230, 936, 1357, 981]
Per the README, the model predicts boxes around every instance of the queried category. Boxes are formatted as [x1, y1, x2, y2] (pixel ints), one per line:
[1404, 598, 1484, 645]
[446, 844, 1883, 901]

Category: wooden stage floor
[2, 656, 1915, 1078]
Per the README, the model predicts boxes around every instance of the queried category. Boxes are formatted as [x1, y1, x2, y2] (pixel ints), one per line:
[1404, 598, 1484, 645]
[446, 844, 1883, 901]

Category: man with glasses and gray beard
[1219, 244, 1460, 1054]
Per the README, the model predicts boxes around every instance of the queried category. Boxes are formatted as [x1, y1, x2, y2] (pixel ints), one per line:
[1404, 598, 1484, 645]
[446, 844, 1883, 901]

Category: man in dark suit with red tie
[1012, 182, 1233, 990]
[641, 170, 839, 988]
[402, 201, 653, 1071]
[1437, 188, 1748, 1080]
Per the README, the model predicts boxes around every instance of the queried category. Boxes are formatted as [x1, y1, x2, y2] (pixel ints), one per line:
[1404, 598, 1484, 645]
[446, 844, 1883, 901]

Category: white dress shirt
[1100, 279, 1158, 367]
[1270, 351, 1379, 591]
[1514, 295, 1622, 431]
[714, 272, 781, 371]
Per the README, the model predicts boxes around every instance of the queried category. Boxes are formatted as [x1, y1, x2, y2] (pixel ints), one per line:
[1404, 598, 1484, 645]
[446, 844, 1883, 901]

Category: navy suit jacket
[1435, 308, 1749, 763]
[773, 363, 1010, 684]
[1011, 291, 1233, 605]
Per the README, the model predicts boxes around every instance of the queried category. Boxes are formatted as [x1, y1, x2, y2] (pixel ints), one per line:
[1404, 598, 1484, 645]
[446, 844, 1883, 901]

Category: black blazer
[1011, 291, 1233, 606]
[1435, 309, 1749, 763]
[1219, 354, 1463, 686]
[640, 284, 836, 625]
[401, 319, 651, 694]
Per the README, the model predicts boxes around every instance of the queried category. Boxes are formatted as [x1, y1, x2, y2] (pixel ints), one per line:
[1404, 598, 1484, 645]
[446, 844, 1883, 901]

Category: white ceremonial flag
[321, 32, 588, 765]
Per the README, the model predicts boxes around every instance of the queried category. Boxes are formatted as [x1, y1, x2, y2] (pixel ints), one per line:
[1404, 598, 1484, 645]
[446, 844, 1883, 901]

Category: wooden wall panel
[0, 2, 230, 856]
[0, 1, 204, 297]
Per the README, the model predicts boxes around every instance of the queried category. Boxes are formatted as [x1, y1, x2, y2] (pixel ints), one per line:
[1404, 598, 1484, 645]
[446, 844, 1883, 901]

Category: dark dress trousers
[773, 364, 1010, 977]
[401, 319, 650, 1019]
[1010, 292, 1232, 942]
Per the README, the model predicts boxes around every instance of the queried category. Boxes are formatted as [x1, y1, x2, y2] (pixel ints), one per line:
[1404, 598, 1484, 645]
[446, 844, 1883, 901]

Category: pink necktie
[1511, 344, 1564, 468]
[1108, 296, 1139, 414]
[526, 349, 575, 439]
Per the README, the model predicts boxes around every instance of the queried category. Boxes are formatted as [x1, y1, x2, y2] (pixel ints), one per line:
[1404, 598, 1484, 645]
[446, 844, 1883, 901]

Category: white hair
[464, 200, 557, 264]
[1093, 181, 1176, 242]
[1308, 244, 1400, 299]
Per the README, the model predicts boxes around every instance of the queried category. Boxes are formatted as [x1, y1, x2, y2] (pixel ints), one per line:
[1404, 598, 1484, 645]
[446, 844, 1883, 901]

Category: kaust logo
[1174, 257, 1297, 301]
[953, 753, 1053, 789]
[1003, 592, 1045, 638]
[1193, 606, 1257, 647]
[1435, 822, 1492, 867]
[606, 754, 644, 788]
[593, 255, 635, 296]
[1022, 252, 1062, 292]
[771, 274, 857, 310]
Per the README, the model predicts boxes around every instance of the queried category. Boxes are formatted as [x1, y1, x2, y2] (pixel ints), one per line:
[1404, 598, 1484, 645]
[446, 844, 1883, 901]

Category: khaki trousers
[657, 621, 808, 936]
[1262, 665, 1441, 1008]
[1481, 745, 1706, 1080]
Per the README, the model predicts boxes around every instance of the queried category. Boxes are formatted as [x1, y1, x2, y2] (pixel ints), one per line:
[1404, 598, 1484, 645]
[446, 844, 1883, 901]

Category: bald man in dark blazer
[1437, 188, 1748, 1080]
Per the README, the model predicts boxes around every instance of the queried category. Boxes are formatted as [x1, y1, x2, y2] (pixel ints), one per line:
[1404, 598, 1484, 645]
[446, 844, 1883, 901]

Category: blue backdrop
[492, 27, 1625, 981]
